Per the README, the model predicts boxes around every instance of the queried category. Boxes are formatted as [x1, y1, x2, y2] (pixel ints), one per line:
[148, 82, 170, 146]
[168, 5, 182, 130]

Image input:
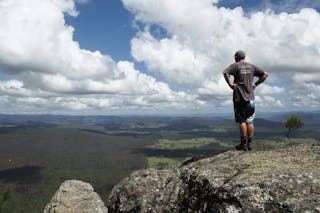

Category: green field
[146, 157, 181, 168]
[148, 138, 217, 149]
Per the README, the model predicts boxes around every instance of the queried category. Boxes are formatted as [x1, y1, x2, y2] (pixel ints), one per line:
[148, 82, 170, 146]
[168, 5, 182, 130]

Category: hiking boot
[235, 143, 247, 151]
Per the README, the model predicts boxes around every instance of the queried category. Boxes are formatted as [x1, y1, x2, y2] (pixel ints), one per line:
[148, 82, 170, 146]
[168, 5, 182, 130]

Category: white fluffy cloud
[258, 84, 284, 95]
[0, 80, 33, 97]
[123, 0, 320, 110]
[131, 31, 211, 84]
[0, 0, 201, 114]
[0, 0, 110, 79]
[0, 0, 319, 114]
[255, 95, 284, 108]
[124, 0, 320, 74]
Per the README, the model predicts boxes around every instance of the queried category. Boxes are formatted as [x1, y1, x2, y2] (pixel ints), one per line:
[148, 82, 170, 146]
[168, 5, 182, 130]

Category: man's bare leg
[247, 124, 254, 137]
[240, 122, 247, 137]
[235, 122, 248, 150]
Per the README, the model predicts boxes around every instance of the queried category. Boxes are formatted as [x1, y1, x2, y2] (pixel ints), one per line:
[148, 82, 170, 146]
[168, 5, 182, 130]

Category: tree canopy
[284, 114, 304, 143]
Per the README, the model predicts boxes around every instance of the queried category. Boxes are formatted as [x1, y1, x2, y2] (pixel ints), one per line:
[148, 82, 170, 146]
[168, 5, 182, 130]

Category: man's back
[224, 61, 264, 101]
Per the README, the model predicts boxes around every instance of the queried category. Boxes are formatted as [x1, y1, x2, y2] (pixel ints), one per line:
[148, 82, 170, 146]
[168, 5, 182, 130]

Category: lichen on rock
[107, 144, 320, 212]
[44, 180, 108, 213]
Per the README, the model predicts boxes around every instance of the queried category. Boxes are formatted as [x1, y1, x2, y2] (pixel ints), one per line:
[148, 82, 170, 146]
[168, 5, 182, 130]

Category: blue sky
[65, 0, 135, 61]
[0, 0, 319, 115]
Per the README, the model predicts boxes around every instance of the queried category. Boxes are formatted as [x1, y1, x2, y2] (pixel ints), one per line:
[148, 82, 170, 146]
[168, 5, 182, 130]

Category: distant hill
[0, 112, 318, 128]
[266, 111, 320, 125]
[254, 118, 284, 129]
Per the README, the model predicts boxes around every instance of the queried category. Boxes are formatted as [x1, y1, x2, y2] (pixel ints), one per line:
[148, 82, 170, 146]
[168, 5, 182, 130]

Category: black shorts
[233, 100, 255, 124]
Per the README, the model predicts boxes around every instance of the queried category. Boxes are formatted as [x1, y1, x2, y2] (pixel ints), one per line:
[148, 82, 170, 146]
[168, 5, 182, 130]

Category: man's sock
[241, 136, 246, 144]
[247, 137, 253, 150]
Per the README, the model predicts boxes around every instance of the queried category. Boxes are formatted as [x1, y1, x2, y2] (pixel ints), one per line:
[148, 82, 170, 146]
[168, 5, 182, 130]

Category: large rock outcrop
[108, 144, 320, 212]
[44, 180, 108, 213]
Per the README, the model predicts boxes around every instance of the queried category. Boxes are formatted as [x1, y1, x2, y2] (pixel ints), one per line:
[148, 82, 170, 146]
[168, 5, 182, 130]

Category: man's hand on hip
[229, 83, 237, 90]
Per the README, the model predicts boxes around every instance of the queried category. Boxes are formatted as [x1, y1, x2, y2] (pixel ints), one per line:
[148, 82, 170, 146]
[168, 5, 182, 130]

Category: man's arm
[253, 72, 268, 89]
[223, 70, 237, 90]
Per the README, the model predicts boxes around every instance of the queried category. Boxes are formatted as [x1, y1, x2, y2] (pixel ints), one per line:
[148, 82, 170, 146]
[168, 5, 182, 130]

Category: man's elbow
[263, 72, 269, 79]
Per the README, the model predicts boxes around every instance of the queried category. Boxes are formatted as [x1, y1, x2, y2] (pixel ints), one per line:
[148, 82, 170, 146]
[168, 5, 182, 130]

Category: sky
[0, 0, 319, 115]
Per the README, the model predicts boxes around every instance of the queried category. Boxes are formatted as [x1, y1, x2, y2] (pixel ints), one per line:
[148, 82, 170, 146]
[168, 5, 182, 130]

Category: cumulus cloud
[0, 0, 319, 114]
[255, 95, 284, 108]
[0, 80, 31, 97]
[131, 31, 211, 84]
[124, 0, 320, 74]
[123, 0, 320, 110]
[292, 72, 320, 83]
[0, 0, 202, 114]
[0, 92, 203, 115]
[197, 78, 231, 99]
[257, 84, 284, 95]
[0, 0, 116, 81]
[0, 80, 53, 97]
[287, 82, 320, 109]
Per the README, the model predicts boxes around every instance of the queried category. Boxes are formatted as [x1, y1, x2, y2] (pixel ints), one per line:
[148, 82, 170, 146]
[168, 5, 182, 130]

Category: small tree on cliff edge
[284, 114, 304, 145]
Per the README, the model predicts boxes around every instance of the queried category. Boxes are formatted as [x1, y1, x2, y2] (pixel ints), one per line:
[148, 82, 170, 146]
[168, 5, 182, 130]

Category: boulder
[44, 180, 108, 213]
[108, 168, 182, 212]
[108, 144, 320, 212]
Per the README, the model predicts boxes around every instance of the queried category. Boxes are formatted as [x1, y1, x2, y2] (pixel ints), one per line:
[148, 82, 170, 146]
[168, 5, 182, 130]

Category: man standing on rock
[223, 50, 268, 151]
